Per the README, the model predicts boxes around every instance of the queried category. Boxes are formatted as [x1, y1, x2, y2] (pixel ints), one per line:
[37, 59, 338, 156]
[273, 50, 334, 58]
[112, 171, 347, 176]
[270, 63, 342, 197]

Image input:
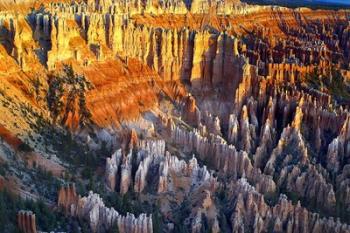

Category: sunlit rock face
[1, 0, 350, 232]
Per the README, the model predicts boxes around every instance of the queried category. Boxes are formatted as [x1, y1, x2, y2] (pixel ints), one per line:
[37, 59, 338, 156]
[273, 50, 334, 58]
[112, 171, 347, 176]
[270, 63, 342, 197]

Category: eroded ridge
[0, 0, 350, 232]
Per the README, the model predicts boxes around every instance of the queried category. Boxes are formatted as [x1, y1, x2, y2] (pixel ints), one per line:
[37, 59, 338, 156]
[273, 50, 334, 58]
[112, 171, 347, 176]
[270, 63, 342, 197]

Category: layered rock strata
[1, 0, 350, 232]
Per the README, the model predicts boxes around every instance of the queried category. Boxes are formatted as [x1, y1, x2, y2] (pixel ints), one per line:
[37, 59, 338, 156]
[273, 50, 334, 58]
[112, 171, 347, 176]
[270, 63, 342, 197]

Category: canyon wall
[1, 0, 350, 232]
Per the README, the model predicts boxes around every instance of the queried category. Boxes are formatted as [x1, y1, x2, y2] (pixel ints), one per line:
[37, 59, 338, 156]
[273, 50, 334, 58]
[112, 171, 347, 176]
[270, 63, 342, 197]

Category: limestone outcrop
[76, 192, 153, 233]
[105, 139, 217, 195]
[229, 178, 350, 233]
[57, 185, 153, 233]
[170, 123, 276, 195]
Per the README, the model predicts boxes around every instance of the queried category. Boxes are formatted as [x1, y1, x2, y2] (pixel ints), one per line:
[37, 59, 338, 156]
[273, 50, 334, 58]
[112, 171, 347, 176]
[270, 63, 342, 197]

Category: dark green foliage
[78, 91, 92, 127]
[200, 213, 210, 233]
[47, 73, 64, 122]
[0, 189, 68, 232]
[71, 221, 80, 233]
[217, 212, 230, 233]
[86, 175, 105, 195]
[0, 190, 22, 233]
[81, 225, 90, 233]
[264, 191, 279, 206]
[46, 64, 93, 127]
[304, 68, 322, 88]
[104, 191, 145, 216]
[173, 198, 191, 233]
[18, 142, 33, 152]
[305, 67, 350, 105]
[217, 187, 227, 203]
[32, 166, 61, 201]
[25, 199, 58, 230]
[327, 69, 350, 104]
[285, 191, 299, 205]
[29, 75, 42, 102]
[75, 180, 88, 197]
[99, 140, 112, 158]
[103, 191, 164, 232]
[0, 163, 8, 176]
[107, 223, 120, 233]
[45, 129, 101, 173]
[175, 223, 190, 233]
[336, 197, 350, 225]
[152, 205, 164, 233]
[81, 166, 93, 180]
[215, 187, 233, 233]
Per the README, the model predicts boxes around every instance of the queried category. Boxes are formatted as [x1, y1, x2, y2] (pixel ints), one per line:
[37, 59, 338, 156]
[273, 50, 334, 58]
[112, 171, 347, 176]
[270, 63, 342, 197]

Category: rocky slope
[0, 0, 350, 232]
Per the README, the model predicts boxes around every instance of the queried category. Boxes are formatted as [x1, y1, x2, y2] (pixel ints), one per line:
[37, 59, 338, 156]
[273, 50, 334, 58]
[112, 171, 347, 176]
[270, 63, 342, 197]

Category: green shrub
[18, 142, 33, 152]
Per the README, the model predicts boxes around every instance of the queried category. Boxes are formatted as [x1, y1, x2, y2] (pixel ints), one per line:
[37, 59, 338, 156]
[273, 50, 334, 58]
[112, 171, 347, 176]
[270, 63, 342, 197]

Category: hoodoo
[0, 0, 350, 232]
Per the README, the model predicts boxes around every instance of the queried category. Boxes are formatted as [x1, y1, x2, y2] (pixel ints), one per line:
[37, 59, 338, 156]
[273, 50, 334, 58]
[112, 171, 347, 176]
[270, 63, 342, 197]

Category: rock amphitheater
[0, 0, 350, 232]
